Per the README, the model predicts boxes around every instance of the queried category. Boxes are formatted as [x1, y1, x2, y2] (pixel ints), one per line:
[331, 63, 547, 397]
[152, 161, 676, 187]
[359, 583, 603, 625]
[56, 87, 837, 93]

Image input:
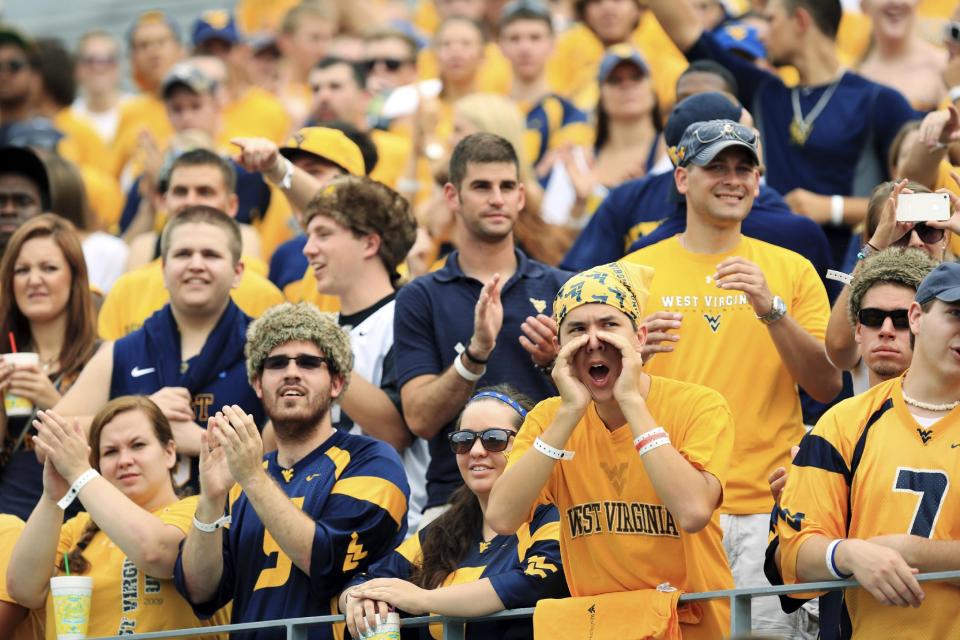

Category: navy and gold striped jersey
[522, 94, 592, 170]
[175, 429, 409, 639]
[777, 374, 960, 639]
[346, 504, 567, 639]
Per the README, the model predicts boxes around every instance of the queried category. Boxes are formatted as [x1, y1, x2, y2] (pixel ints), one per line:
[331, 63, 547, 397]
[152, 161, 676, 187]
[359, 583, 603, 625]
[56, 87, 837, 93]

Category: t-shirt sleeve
[157, 496, 200, 535]
[394, 282, 443, 388]
[789, 256, 831, 341]
[672, 387, 734, 489]
[488, 504, 568, 609]
[506, 400, 558, 522]
[873, 86, 919, 166]
[560, 188, 631, 271]
[308, 441, 410, 600]
[777, 410, 852, 585]
[342, 529, 422, 595]
[683, 31, 779, 111]
[379, 347, 404, 416]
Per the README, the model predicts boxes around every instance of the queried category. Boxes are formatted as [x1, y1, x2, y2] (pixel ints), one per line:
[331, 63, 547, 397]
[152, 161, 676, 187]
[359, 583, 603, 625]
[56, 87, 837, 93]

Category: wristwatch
[757, 295, 787, 325]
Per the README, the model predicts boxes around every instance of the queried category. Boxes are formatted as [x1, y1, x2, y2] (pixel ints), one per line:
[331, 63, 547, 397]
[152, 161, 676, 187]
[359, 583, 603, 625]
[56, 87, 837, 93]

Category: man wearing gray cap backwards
[776, 260, 960, 639]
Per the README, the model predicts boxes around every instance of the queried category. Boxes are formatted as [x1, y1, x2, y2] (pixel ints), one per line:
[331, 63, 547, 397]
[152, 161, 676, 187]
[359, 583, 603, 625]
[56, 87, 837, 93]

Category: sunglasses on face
[448, 428, 516, 454]
[261, 354, 332, 372]
[692, 120, 758, 146]
[893, 223, 945, 246]
[0, 59, 27, 74]
[79, 54, 118, 67]
[364, 57, 409, 72]
[857, 308, 910, 330]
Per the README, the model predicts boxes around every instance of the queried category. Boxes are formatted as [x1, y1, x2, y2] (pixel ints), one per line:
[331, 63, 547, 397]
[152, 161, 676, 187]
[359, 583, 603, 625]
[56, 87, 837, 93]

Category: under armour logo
[917, 428, 934, 445]
[600, 461, 629, 495]
[342, 531, 367, 571]
[704, 313, 722, 333]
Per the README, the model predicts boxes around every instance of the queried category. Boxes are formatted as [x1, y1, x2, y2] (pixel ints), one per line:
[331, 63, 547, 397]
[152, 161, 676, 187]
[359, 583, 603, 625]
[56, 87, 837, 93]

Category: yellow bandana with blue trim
[553, 261, 655, 327]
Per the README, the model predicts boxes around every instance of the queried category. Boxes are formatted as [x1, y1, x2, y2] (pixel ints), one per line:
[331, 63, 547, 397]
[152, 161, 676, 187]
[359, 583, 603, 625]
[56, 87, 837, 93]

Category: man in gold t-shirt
[624, 119, 840, 636]
[487, 260, 735, 640]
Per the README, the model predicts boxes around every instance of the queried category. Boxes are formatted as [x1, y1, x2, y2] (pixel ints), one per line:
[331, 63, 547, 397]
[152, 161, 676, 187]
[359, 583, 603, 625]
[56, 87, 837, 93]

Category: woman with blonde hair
[0, 214, 98, 519]
[6, 397, 228, 638]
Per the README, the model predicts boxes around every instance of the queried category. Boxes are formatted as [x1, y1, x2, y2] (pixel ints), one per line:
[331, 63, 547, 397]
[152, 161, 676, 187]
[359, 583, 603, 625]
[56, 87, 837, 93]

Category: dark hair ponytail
[58, 521, 99, 574]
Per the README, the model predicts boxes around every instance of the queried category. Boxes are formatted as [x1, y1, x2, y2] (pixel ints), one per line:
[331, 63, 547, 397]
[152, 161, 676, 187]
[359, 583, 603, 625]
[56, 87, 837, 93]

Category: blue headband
[470, 391, 528, 419]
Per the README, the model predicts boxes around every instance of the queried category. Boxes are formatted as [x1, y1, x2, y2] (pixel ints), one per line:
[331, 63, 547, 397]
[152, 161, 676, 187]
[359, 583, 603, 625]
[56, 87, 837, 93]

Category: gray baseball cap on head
[675, 118, 760, 168]
[161, 63, 216, 99]
[915, 261, 960, 305]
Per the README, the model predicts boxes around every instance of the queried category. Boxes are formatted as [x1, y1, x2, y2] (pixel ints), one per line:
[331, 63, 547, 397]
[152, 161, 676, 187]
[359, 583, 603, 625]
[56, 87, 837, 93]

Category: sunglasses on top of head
[448, 428, 516, 454]
[261, 354, 333, 372]
[857, 308, 910, 330]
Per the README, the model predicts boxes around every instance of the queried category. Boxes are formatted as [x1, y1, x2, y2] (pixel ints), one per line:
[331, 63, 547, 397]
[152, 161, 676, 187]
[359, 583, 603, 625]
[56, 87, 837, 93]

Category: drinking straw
[7, 332, 16, 353]
[64, 552, 70, 575]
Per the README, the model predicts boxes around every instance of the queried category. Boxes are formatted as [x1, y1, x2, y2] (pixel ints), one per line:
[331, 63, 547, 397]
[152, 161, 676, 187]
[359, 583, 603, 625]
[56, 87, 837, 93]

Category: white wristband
[830, 195, 844, 227]
[57, 469, 99, 510]
[633, 427, 667, 447]
[950, 85, 960, 104]
[193, 514, 232, 533]
[453, 352, 484, 382]
[533, 436, 574, 460]
[825, 538, 851, 579]
[639, 437, 671, 456]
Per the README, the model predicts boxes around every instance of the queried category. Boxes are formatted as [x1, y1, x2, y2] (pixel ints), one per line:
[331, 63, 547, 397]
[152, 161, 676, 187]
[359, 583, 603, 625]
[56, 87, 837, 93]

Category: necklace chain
[789, 72, 845, 146]
[901, 378, 960, 412]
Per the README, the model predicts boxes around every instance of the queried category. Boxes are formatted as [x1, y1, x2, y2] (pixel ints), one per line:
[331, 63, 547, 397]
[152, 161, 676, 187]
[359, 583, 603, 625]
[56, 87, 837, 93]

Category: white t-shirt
[82, 231, 129, 293]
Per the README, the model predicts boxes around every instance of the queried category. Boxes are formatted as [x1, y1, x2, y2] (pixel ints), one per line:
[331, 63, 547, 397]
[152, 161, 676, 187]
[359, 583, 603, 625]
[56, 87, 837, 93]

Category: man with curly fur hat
[302, 175, 430, 532]
[847, 247, 938, 391]
[175, 303, 410, 637]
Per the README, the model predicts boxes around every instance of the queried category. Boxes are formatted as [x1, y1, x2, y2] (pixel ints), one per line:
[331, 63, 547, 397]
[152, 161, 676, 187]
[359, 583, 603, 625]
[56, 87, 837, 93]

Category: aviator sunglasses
[261, 354, 334, 372]
[448, 428, 517, 454]
[857, 308, 910, 330]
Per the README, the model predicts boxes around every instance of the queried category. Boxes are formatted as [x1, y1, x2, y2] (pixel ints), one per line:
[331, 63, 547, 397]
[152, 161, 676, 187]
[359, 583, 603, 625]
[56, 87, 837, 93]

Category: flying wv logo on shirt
[917, 428, 934, 445]
[342, 531, 367, 571]
[703, 313, 722, 333]
[524, 555, 558, 578]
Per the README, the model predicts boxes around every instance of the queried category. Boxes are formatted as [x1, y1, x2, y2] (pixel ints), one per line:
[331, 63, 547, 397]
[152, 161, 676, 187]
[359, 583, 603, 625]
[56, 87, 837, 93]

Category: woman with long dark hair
[6, 397, 227, 638]
[0, 214, 99, 519]
[338, 385, 567, 639]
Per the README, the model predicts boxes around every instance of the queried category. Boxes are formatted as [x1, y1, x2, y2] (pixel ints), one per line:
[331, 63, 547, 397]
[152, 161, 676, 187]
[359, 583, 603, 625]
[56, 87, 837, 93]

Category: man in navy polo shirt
[646, 0, 916, 270]
[395, 132, 570, 525]
[562, 92, 832, 294]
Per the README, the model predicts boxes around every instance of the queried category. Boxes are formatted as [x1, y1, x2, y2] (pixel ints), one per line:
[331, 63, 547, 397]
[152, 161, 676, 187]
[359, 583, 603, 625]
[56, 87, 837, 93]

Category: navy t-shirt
[684, 32, 916, 267]
[394, 249, 570, 508]
[268, 236, 308, 290]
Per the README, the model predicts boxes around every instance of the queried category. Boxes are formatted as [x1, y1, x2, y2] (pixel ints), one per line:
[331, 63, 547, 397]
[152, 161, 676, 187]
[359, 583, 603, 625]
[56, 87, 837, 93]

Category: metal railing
[90, 570, 960, 639]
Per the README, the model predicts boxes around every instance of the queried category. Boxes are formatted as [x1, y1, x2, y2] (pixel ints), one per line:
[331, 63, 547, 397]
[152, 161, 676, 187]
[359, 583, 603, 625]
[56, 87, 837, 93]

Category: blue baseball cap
[713, 23, 765, 61]
[665, 92, 742, 149]
[597, 44, 649, 83]
[915, 262, 960, 305]
[675, 119, 760, 168]
[192, 10, 240, 47]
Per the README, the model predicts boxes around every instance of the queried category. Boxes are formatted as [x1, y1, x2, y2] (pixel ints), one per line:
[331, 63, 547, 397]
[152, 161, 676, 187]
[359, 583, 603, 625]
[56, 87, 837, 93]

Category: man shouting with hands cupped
[486, 261, 735, 640]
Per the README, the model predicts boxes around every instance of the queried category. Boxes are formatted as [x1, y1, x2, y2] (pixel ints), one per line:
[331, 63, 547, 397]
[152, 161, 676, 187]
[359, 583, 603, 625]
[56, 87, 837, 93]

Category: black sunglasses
[261, 354, 332, 372]
[364, 57, 408, 72]
[894, 223, 945, 246]
[0, 59, 27, 74]
[448, 428, 516, 454]
[857, 308, 910, 330]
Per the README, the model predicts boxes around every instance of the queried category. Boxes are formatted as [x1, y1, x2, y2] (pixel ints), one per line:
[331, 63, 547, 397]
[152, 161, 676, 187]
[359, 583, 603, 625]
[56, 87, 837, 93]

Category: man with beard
[175, 303, 409, 639]
[395, 132, 570, 526]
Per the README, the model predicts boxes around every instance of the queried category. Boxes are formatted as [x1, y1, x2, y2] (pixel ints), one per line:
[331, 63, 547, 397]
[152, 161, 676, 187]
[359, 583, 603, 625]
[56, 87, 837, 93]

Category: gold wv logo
[342, 532, 367, 571]
[524, 555, 558, 578]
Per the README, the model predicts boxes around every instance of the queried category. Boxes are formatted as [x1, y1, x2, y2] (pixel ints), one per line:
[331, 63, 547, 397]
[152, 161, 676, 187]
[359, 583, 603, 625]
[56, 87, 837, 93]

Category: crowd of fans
[0, 0, 959, 638]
